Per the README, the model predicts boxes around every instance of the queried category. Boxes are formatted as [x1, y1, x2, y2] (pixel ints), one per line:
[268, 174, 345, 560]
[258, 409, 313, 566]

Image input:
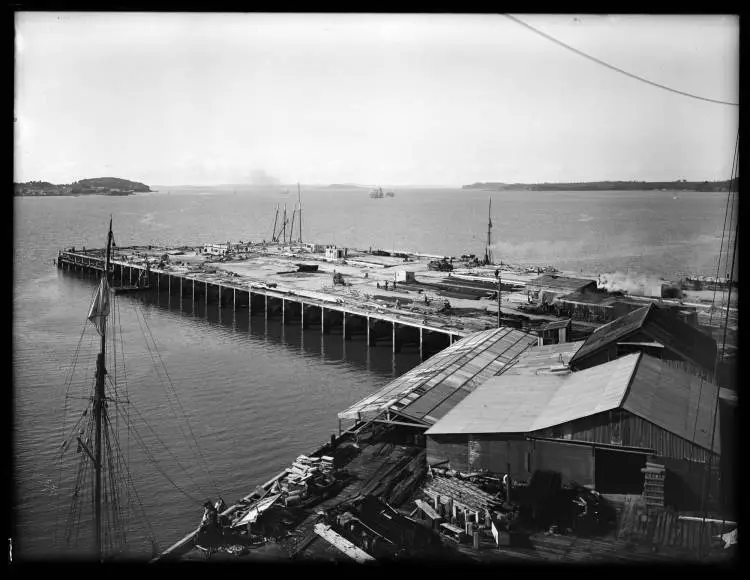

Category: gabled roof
[623, 354, 720, 454]
[569, 304, 717, 373]
[528, 274, 597, 291]
[425, 353, 640, 436]
[426, 352, 722, 455]
[570, 306, 652, 365]
[504, 341, 584, 375]
[337, 327, 537, 423]
[542, 319, 572, 331]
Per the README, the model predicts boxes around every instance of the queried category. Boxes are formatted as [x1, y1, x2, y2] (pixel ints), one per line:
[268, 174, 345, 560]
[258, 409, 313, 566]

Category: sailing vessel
[56, 217, 219, 560]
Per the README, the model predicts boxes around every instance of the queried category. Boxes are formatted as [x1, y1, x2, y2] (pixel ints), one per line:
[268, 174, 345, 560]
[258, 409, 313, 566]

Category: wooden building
[527, 274, 597, 305]
[337, 327, 538, 430]
[569, 303, 717, 378]
[425, 347, 723, 507]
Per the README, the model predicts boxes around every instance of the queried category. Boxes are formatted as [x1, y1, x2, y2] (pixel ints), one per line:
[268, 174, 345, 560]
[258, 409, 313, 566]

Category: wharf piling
[57, 250, 470, 356]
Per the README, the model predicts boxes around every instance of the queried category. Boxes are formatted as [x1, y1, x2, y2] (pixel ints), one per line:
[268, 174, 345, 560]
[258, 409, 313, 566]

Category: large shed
[337, 327, 538, 429]
[568, 303, 717, 377]
[425, 349, 722, 500]
[527, 274, 597, 305]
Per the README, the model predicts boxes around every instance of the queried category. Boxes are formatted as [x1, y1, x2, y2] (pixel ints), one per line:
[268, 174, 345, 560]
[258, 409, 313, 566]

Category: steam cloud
[247, 169, 281, 186]
[598, 271, 665, 295]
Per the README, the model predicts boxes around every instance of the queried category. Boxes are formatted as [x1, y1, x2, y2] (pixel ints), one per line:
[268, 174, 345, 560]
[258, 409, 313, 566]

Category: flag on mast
[87, 278, 110, 336]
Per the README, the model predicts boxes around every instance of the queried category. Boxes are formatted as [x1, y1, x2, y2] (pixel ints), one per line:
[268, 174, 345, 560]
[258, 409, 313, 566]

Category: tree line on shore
[463, 178, 738, 192]
[14, 177, 152, 196]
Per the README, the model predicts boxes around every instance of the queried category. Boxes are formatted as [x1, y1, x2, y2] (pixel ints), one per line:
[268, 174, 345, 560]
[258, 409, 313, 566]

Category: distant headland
[462, 179, 737, 192]
[14, 177, 152, 196]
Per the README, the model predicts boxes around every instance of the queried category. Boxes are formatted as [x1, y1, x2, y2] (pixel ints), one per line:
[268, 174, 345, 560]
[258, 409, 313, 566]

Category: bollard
[473, 530, 480, 550]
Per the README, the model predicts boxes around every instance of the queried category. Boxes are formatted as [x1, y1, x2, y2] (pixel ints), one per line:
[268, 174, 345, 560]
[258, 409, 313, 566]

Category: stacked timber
[274, 455, 335, 507]
[641, 460, 665, 509]
[423, 475, 503, 516]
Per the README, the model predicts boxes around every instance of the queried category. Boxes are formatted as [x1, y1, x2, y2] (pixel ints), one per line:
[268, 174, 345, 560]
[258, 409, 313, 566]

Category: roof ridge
[619, 351, 643, 408]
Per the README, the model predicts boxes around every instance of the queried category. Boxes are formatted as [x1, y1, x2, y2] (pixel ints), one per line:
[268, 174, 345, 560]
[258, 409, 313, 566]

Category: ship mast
[289, 204, 297, 243]
[282, 203, 288, 244]
[94, 216, 114, 560]
[297, 183, 303, 243]
[484, 197, 493, 265]
[271, 204, 279, 243]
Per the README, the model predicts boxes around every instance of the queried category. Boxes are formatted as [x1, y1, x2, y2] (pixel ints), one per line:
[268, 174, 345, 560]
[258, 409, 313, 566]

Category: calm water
[13, 187, 732, 559]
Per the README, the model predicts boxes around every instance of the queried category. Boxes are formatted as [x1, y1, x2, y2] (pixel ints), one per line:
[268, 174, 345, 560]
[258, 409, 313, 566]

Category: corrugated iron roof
[569, 304, 717, 374]
[528, 274, 598, 291]
[424, 374, 563, 434]
[337, 327, 537, 422]
[622, 355, 720, 454]
[569, 305, 652, 365]
[532, 354, 641, 431]
[396, 328, 538, 425]
[541, 319, 572, 331]
[505, 341, 585, 375]
[427, 352, 722, 455]
[425, 353, 639, 435]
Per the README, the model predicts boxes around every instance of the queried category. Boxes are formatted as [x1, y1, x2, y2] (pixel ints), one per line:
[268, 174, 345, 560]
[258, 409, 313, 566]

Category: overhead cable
[503, 14, 739, 107]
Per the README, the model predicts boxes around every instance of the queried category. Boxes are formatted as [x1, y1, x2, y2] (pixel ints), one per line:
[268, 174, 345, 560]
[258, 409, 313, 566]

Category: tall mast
[485, 197, 493, 265]
[271, 204, 279, 242]
[297, 183, 303, 243]
[282, 203, 288, 244]
[94, 216, 113, 560]
[289, 204, 297, 243]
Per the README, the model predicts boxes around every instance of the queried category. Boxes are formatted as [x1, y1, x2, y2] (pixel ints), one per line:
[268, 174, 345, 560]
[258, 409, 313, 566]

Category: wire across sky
[504, 14, 739, 107]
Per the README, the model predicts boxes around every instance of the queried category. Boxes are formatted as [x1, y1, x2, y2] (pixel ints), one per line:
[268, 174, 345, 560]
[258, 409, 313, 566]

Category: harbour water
[13, 186, 732, 559]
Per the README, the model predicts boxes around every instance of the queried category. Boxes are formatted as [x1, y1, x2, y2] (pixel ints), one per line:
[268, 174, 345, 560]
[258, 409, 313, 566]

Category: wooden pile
[423, 475, 503, 516]
[276, 455, 334, 506]
[616, 495, 728, 554]
[641, 460, 665, 509]
[358, 448, 425, 507]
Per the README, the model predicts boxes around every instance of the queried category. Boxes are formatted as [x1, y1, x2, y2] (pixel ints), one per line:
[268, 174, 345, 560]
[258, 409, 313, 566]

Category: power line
[503, 14, 739, 107]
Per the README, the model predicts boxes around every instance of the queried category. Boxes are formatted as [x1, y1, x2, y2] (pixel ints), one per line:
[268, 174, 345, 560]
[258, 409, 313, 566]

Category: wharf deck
[155, 421, 734, 565]
[58, 244, 583, 353]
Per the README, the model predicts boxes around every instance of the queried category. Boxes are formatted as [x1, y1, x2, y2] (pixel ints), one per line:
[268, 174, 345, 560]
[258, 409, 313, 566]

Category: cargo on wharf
[56, 241, 585, 361]
[57, 239, 733, 367]
[148, 322, 734, 563]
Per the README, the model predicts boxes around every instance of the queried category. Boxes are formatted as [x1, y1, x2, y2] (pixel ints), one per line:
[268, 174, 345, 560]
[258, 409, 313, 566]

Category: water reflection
[138, 287, 421, 377]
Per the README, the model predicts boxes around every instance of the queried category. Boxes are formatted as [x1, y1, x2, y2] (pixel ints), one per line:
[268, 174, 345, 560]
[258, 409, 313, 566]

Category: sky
[14, 13, 739, 187]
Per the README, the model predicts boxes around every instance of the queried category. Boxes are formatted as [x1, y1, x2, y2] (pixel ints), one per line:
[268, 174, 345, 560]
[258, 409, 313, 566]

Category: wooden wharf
[57, 249, 472, 360]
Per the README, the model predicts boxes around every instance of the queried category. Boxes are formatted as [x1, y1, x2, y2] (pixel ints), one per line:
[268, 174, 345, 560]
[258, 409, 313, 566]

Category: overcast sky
[14, 13, 738, 187]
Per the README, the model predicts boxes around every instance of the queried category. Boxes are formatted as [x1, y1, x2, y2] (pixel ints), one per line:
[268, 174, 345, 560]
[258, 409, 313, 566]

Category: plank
[313, 523, 375, 563]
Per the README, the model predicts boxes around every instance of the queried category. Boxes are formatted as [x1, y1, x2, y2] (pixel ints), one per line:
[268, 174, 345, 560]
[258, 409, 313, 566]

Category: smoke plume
[597, 271, 665, 295]
[247, 169, 281, 186]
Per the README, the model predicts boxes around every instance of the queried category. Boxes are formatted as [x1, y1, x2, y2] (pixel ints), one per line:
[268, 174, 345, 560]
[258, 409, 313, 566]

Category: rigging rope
[105, 406, 160, 550]
[503, 14, 739, 107]
[134, 304, 222, 496]
[113, 403, 204, 506]
[690, 130, 739, 446]
[699, 137, 739, 538]
[124, 395, 213, 498]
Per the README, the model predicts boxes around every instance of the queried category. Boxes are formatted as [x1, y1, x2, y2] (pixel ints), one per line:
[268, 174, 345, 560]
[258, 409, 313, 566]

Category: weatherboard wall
[532, 410, 718, 463]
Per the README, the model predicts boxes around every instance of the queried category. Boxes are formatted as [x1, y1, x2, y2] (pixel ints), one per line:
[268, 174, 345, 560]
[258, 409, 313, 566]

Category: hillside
[15, 177, 152, 196]
[463, 179, 737, 192]
[71, 177, 151, 193]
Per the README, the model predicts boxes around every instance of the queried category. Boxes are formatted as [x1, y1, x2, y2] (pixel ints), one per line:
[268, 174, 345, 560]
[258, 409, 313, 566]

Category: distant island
[325, 183, 365, 189]
[462, 179, 737, 192]
[14, 177, 152, 196]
